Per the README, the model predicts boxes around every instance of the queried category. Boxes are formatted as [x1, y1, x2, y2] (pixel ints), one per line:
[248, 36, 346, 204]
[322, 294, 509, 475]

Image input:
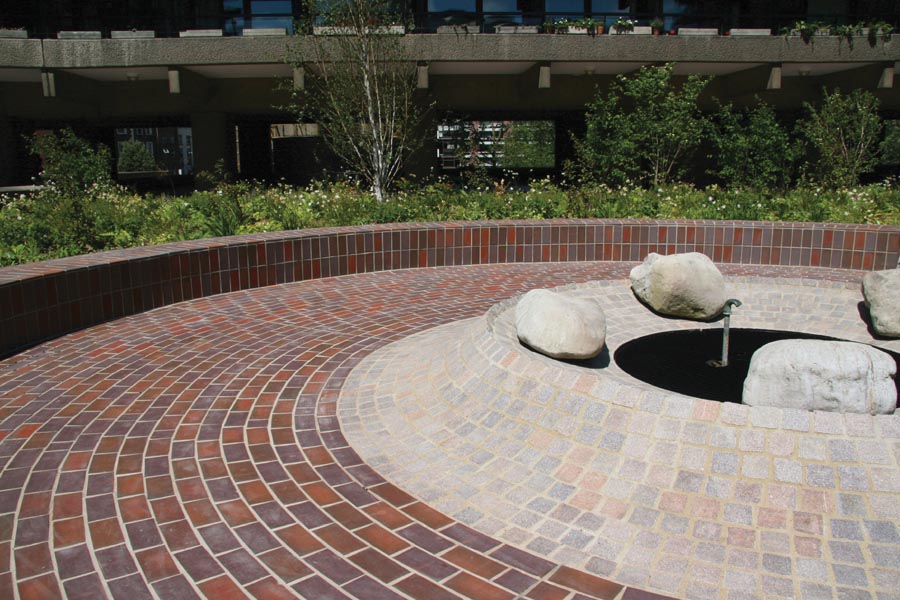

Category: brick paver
[0, 261, 897, 599]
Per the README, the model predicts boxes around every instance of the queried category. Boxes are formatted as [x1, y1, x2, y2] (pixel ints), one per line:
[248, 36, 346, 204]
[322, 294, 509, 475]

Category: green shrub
[30, 128, 112, 197]
[117, 140, 158, 173]
[580, 63, 710, 187]
[710, 102, 799, 191]
[797, 88, 884, 188]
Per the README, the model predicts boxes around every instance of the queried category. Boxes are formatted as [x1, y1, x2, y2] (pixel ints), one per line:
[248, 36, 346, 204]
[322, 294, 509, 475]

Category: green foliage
[580, 63, 710, 187]
[4, 178, 900, 266]
[612, 17, 635, 33]
[867, 21, 893, 46]
[782, 20, 823, 43]
[500, 121, 555, 169]
[117, 140, 158, 173]
[29, 128, 112, 197]
[709, 102, 799, 191]
[289, 0, 429, 201]
[880, 120, 900, 167]
[797, 88, 883, 188]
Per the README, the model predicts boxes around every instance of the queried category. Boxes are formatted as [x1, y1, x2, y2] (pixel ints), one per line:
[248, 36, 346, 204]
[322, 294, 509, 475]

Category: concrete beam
[0, 39, 44, 68]
[10, 35, 897, 72]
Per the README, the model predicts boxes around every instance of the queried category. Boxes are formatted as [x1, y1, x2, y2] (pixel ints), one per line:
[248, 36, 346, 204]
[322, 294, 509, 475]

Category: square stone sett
[794, 536, 822, 558]
[742, 455, 769, 479]
[830, 519, 865, 541]
[869, 493, 900, 518]
[857, 441, 892, 465]
[834, 588, 873, 600]
[806, 465, 835, 488]
[781, 409, 810, 432]
[833, 564, 869, 587]
[679, 446, 707, 470]
[864, 520, 900, 543]
[870, 544, 900, 567]
[837, 467, 869, 491]
[814, 412, 845, 435]
[712, 452, 739, 475]
[829, 540, 865, 564]
[796, 557, 829, 581]
[720, 403, 749, 426]
[750, 406, 780, 429]
[761, 574, 795, 598]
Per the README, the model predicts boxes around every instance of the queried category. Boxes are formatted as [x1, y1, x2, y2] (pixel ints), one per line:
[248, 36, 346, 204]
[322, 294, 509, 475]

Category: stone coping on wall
[1, 219, 899, 358]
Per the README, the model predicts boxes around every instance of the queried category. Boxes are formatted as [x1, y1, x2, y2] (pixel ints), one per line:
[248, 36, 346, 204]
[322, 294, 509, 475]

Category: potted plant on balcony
[576, 17, 602, 35]
[650, 18, 664, 35]
[866, 21, 893, 46]
[782, 20, 823, 43]
[612, 17, 635, 34]
[0, 26, 27, 38]
[829, 22, 862, 48]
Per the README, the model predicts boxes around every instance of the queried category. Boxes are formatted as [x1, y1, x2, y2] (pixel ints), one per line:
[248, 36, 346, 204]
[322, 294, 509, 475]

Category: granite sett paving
[0, 261, 897, 599]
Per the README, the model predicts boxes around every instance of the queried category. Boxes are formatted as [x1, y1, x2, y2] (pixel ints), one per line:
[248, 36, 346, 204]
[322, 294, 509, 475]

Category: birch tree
[289, 0, 429, 201]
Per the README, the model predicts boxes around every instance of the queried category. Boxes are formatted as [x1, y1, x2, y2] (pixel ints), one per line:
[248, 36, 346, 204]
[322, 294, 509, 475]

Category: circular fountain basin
[339, 275, 900, 599]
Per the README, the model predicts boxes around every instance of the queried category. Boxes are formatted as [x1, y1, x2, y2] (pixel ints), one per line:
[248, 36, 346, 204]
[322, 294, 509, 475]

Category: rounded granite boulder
[515, 289, 607, 360]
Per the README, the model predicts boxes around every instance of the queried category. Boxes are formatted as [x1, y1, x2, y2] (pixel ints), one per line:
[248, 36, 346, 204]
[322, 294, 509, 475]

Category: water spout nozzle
[722, 298, 742, 317]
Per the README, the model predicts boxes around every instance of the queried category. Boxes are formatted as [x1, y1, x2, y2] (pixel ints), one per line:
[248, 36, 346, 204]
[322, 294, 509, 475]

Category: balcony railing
[3, 8, 898, 39]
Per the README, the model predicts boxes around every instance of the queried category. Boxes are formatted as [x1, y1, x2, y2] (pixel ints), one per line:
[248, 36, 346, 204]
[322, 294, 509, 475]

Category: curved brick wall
[2, 219, 899, 357]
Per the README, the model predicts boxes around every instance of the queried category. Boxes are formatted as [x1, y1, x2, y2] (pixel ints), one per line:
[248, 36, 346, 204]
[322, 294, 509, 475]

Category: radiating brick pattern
[2, 220, 899, 357]
[1, 262, 667, 600]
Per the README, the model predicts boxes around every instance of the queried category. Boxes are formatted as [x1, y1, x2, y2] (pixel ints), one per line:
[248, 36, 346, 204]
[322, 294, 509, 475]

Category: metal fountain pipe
[718, 298, 743, 367]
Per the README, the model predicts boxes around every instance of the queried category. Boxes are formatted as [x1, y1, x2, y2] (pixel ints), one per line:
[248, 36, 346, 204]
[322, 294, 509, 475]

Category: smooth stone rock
[743, 340, 897, 414]
[629, 252, 727, 320]
[862, 269, 900, 338]
[516, 289, 606, 359]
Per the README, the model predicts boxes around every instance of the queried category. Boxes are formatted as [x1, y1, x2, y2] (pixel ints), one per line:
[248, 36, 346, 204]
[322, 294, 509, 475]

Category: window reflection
[428, 0, 477, 11]
[545, 0, 583, 21]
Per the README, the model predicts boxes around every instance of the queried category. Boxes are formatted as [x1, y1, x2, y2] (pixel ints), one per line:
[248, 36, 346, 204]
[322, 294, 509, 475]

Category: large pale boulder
[743, 340, 897, 414]
[629, 252, 727, 320]
[516, 289, 606, 360]
[862, 269, 900, 338]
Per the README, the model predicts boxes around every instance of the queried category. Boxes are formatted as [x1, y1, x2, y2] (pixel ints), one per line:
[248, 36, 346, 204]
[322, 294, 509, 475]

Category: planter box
[314, 25, 404, 35]
[57, 31, 102, 39]
[242, 28, 287, 36]
[615, 26, 652, 34]
[111, 30, 155, 39]
[678, 27, 718, 36]
[0, 29, 27, 39]
[728, 28, 771, 36]
[495, 25, 538, 34]
[436, 24, 477, 34]
[179, 29, 223, 37]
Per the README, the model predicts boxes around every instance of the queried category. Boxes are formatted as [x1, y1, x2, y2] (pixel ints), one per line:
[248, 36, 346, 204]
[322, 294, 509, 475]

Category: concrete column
[190, 112, 231, 176]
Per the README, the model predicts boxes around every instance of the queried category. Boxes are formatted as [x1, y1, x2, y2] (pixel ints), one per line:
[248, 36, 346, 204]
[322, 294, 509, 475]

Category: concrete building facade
[1, 0, 899, 186]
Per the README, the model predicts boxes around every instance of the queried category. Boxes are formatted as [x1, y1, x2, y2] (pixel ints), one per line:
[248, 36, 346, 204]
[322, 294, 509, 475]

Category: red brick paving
[0, 261, 870, 599]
